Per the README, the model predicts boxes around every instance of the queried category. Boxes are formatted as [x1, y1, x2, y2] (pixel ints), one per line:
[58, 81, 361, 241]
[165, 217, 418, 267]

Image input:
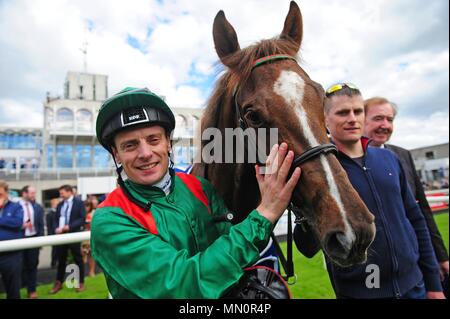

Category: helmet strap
[169, 151, 174, 170]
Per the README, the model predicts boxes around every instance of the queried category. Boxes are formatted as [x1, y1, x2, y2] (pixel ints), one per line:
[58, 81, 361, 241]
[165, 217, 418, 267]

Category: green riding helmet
[96, 87, 176, 153]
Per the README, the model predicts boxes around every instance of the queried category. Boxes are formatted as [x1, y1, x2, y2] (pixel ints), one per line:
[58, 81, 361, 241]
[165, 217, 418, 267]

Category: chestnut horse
[191, 1, 375, 267]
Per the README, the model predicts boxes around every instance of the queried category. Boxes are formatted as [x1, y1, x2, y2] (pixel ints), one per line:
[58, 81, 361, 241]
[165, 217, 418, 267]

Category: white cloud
[390, 112, 449, 149]
[0, 99, 43, 128]
[168, 85, 205, 109]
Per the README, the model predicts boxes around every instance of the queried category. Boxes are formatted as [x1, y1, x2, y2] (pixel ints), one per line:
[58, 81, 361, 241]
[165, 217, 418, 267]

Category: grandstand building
[0, 71, 202, 205]
[410, 142, 449, 188]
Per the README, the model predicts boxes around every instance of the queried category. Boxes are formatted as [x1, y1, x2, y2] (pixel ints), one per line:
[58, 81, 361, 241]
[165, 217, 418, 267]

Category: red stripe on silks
[99, 187, 158, 235]
[176, 172, 211, 214]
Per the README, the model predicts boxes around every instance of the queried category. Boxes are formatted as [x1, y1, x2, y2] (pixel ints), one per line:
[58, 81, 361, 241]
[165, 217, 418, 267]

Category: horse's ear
[213, 10, 240, 66]
[280, 1, 303, 52]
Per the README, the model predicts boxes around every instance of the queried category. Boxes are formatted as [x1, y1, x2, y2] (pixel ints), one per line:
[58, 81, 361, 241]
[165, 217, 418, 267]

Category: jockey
[90, 87, 301, 298]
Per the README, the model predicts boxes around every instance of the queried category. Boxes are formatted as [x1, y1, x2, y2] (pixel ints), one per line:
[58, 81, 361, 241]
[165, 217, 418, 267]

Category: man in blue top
[295, 83, 444, 299]
[0, 180, 24, 299]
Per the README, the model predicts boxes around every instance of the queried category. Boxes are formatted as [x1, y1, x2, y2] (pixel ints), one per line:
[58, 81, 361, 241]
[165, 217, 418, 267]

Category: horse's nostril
[325, 232, 352, 260]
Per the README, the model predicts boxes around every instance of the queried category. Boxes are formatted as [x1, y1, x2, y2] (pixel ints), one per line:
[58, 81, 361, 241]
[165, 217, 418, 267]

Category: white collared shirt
[19, 199, 37, 237]
[59, 196, 74, 228]
[153, 170, 172, 196]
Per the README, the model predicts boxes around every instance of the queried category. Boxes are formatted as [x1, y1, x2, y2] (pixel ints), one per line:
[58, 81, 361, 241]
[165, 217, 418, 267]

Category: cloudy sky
[0, 0, 448, 149]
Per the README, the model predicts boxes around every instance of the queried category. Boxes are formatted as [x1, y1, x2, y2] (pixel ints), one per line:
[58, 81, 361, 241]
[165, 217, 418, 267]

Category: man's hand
[427, 291, 446, 299]
[55, 228, 63, 234]
[62, 225, 70, 233]
[255, 143, 301, 224]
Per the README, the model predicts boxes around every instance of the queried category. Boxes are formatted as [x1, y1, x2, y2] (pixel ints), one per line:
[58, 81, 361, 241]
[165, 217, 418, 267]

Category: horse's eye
[245, 110, 264, 126]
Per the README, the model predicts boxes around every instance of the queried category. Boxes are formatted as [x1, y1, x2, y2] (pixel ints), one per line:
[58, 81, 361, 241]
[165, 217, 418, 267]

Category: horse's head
[211, 1, 375, 267]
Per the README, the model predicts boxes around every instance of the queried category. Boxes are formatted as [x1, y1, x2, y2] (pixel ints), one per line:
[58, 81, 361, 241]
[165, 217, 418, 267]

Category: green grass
[434, 212, 449, 250]
[2, 212, 448, 299]
[279, 244, 336, 299]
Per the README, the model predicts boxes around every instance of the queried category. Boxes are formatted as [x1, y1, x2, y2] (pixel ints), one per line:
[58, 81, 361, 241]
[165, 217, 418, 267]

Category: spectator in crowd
[295, 83, 444, 299]
[49, 185, 86, 294]
[30, 158, 39, 170]
[19, 159, 26, 170]
[0, 158, 5, 169]
[97, 194, 106, 205]
[88, 195, 99, 209]
[0, 180, 24, 299]
[82, 197, 97, 277]
[363, 96, 449, 283]
[19, 185, 44, 299]
[46, 198, 60, 268]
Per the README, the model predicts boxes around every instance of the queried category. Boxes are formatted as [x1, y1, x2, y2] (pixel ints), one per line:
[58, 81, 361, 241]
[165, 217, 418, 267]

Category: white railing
[1, 191, 448, 253]
[0, 232, 90, 253]
[0, 167, 116, 181]
[425, 188, 449, 206]
[427, 196, 449, 204]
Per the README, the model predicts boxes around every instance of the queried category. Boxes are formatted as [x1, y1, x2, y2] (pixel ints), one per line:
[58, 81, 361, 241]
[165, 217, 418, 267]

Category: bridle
[207, 54, 338, 286]
[231, 54, 338, 282]
[233, 53, 338, 173]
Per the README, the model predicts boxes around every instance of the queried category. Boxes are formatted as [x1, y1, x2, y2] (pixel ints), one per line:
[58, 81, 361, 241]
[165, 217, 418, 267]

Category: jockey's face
[113, 125, 171, 186]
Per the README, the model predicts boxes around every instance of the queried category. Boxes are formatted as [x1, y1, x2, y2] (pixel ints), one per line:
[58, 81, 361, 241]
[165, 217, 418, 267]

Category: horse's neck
[194, 90, 261, 222]
[233, 164, 261, 223]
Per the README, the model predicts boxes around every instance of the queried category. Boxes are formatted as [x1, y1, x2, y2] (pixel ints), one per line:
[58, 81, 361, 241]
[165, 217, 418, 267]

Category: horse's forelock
[224, 38, 299, 85]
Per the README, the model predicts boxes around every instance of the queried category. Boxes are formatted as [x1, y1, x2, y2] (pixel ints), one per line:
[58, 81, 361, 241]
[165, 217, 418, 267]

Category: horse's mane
[202, 38, 299, 133]
[196, 37, 300, 218]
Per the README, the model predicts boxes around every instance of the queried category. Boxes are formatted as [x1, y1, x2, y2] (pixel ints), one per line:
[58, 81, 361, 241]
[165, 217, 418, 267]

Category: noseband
[233, 54, 338, 172]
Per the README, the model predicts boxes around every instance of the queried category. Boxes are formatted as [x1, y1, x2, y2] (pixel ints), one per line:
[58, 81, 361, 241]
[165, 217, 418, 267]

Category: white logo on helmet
[120, 108, 149, 127]
[129, 115, 141, 121]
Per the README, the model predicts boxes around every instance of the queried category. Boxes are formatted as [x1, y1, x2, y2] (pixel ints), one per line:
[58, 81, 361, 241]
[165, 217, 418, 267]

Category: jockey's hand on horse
[255, 142, 301, 224]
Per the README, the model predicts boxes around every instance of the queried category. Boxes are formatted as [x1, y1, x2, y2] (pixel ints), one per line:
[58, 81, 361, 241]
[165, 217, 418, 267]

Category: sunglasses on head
[325, 83, 359, 96]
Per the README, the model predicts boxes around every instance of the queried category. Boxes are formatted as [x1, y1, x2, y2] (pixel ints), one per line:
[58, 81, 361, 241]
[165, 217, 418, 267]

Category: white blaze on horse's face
[273, 70, 355, 244]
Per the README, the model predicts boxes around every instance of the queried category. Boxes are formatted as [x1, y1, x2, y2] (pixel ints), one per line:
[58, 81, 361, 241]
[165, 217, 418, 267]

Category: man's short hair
[0, 180, 8, 192]
[59, 184, 73, 193]
[324, 84, 362, 114]
[21, 185, 30, 196]
[364, 97, 398, 117]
